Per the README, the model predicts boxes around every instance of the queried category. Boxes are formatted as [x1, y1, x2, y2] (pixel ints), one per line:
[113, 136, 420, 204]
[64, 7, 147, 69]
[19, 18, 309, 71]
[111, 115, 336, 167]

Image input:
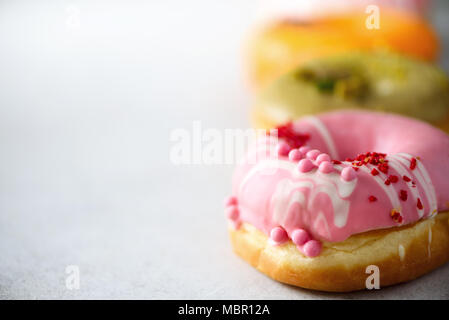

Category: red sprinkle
[368, 196, 377, 202]
[417, 198, 423, 210]
[345, 152, 389, 175]
[385, 179, 391, 185]
[332, 160, 342, 165]
[270, 122, 310, 149]
[353, 167, 359, 171]
[388, 175, 399, 183]
[403, 175, 411, 182]
[378, 163, 389, 174]
[399, 190, 408, 201]
[410, 158, 417, 170]
[390, 209, 403, 224]
[346, 152, 387, 164]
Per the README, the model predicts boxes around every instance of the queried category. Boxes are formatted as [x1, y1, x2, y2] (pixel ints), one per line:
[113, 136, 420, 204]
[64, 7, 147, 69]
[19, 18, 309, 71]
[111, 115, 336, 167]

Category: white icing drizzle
[264, 163, 357, 229]
[305, 177, 352, 228]
[289, 190, 307, 209]
[271, 180, 311, 224]
[302, 116, 339, 159]
[398, 244, 405, 262]
[313, 211, 332, 240]
[387, 156, 424, 218]
[240, 158, 357, 231]
[391, 153, 438, 217]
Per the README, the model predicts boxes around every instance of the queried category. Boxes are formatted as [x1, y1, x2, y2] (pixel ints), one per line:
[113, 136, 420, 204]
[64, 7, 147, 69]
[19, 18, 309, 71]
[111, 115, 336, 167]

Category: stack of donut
[226, 1, 449, 292]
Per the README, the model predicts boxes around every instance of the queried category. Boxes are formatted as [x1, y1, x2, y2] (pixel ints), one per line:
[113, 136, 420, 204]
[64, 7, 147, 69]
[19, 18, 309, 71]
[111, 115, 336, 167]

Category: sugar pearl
[291, 229, 310, 246]
[306, 149, 321, 160]
[303, 240, 322, 257]
[315, 153, 331, 165]
[270, 227, 289, 243]
[276, 142, 291, 157]
[298, 159, 315, 173]
[224, 196, 237, 207]
[341, 167, 357, 181]
[225, 206, 239, 220]
[319, 161, 334, 173]
[299, 146, 311, 154]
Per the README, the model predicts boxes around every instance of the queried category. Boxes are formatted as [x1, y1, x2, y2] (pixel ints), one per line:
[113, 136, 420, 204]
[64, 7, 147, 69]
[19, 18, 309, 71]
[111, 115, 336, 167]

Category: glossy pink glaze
[228, 111, 449, 257]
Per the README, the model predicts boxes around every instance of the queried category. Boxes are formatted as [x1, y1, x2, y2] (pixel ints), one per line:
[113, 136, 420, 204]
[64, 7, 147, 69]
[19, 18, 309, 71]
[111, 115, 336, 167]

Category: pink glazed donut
[226, 110, 449, 292]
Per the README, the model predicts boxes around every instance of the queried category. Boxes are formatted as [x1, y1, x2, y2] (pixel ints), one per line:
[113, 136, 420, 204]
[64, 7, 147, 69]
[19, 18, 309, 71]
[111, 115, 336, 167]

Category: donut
[247, 8, 439, 89]
[225, 111, 449, 292]
[252, 51, 449, 132]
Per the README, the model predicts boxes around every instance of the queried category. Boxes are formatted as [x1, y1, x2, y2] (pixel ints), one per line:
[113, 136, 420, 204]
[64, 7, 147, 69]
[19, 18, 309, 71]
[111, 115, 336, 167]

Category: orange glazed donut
[225, 111, 449, 292]
[247, 8, 440, 89]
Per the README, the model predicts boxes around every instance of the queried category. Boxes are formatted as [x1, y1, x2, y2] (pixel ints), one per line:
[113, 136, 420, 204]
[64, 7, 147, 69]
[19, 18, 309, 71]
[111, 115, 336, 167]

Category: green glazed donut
[253, 51, 449, 131]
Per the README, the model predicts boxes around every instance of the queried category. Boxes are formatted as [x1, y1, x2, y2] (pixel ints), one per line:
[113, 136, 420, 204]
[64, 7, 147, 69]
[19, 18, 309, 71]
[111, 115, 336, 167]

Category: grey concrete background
[0, 0, 448, 299]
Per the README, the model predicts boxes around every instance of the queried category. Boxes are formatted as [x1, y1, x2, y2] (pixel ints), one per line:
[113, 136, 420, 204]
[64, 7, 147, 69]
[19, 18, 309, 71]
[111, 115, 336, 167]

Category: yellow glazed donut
[247, 8, 440, 89]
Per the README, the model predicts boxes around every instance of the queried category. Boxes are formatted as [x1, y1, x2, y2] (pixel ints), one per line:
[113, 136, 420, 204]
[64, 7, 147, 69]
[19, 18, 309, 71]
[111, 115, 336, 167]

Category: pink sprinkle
[299, 146, 311, 154]
[341, 167, 357, 181]
[302, 240, 322, 257]
[225, 206, 239, 221]
[288, 149, 303, 161]
[306, 149, 321, 160]
[298, 159, 315, 173]
[270, 227, 288, 243]
[318, 161, 334, 174]
[276, 141, 291, 157]
[224, 196, 237, 207]
[315, 153, 331, 165]
[291, 229, 309, 246]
